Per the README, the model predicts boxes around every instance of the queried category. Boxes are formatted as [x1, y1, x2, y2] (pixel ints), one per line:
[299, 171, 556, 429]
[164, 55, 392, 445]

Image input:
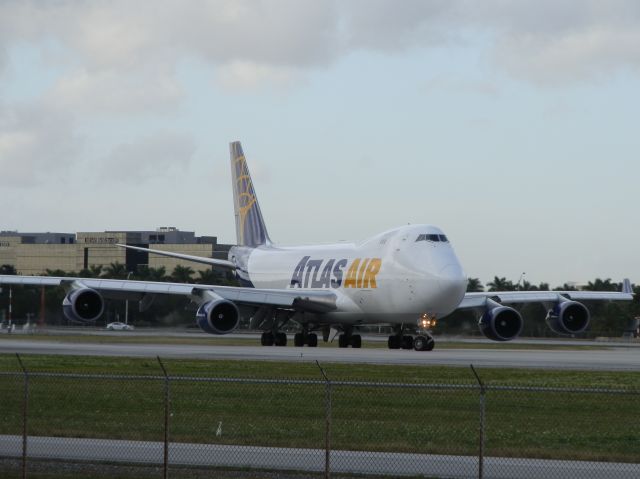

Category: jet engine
[478, 303, 523, 341]
[546, 300, 590, 335]
[196, 296, 240, 335]
[63, 288, 104, 323]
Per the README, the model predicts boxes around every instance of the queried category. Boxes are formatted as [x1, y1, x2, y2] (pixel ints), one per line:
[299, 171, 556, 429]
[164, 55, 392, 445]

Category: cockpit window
[416, 234, 445, 242]
[439, 235, 448, 242]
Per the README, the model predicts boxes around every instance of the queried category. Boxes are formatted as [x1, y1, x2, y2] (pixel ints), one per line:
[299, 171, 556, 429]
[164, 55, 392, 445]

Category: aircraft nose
[438, 264, 467, 299]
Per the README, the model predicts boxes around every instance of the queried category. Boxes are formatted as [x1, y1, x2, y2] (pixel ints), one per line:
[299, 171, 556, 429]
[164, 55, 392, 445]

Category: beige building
[147, 244, 217, 274]
[0, 228, 231, 276]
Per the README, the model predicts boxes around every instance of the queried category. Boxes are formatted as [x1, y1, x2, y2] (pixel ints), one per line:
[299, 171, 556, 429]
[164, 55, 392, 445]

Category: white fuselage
[233, 224, 468, 325]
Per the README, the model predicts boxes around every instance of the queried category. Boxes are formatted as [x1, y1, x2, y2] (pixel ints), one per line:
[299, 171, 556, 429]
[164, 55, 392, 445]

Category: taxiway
[1, 338, 639, 370]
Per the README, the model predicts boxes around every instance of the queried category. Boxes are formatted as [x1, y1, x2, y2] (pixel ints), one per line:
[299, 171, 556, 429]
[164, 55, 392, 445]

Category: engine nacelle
[546, 300, 590, 335]
[196, 298, 240, 335]
[479, 305, 523, 341]
[63, 288, 104, 323]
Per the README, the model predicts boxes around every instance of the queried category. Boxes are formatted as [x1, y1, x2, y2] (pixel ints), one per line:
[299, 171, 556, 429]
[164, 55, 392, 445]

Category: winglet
[622, 278, 633, 295]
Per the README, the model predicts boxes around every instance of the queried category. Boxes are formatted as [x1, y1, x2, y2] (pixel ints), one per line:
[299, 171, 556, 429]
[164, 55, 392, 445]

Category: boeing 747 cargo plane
[0, 142, 633, 350]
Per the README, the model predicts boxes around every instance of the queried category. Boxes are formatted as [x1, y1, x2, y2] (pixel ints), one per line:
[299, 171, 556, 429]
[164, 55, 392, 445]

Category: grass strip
[0, 354, 638, 463]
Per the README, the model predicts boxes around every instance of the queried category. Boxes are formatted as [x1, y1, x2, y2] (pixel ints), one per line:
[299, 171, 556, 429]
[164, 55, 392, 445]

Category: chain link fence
[0, 356, 639, 479]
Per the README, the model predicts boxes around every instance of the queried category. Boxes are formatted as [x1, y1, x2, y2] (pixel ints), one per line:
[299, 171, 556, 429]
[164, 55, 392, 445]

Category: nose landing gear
[387, 320, 436, 351]
[413, 334, 435, 351]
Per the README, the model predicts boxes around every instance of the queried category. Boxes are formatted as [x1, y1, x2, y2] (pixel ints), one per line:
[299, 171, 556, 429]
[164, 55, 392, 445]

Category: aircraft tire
[338, 334, 349, 348]
[388, 335, 401, 349]
[307, 333, 318, 347]
[261, 332, 274, 346]
[414, 335, 435, 351]
[350, 334, 362, 348]
[275, 332, 287, 347]
[294, 333, 304, 347]
[401, 335, 414, 350]
[425, 336, 435, 351]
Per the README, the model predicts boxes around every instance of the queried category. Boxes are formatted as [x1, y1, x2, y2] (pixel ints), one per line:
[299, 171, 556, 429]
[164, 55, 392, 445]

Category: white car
[106, 322, 134, 331]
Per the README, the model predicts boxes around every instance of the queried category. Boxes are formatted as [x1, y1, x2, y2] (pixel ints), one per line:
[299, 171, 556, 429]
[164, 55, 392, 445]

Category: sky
[1, 0, 639, 287]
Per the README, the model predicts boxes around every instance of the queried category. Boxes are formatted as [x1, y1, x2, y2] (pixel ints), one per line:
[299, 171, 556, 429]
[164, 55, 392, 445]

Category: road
[1, 338, 639, 370]
[0, 435, 638, 479]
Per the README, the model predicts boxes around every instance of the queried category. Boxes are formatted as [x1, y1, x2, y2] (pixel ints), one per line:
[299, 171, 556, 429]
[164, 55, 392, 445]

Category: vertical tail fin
[230, 141, 271, 247]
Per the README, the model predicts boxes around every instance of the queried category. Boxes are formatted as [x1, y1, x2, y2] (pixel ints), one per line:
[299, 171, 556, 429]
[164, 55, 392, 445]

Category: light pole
[8, 286, 12, 326]
[125, 272, 132, 325]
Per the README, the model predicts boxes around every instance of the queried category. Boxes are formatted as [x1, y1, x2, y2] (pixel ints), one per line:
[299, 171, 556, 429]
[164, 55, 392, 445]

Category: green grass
[0, 354, 639, 463]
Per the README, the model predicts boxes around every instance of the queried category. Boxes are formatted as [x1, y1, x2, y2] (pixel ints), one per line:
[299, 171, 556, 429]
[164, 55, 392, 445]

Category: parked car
[106, 322, 134, 331]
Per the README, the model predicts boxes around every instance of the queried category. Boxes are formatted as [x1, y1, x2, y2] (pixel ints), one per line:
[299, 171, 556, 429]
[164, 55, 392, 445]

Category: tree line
[1, 264, 638, 338]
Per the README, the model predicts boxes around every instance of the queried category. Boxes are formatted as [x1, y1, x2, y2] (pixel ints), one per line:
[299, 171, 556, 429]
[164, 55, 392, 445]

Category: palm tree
[466, 277, 484, 292]
[135, 266, 168, 282]
[78, 265, 103, 278]
[90, 265, 104, 277]
[0, 264, 17, 275]
[487, 276, 515, 292]
[102, 262, 129, 279]
[171, 265, 195, 283]
[197, 268, 221, 285]
[584, 278, 616, 292]
[520, 280, 537, 291]
[45, 269, 70, 277]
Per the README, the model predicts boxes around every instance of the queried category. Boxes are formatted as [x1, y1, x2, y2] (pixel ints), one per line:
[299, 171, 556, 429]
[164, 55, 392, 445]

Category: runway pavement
[0, 435, 638, 479]
[1, 337, 639, 370]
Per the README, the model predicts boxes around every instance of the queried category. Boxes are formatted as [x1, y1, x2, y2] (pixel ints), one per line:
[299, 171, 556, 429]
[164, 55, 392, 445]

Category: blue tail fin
[230, 141, 271, 247]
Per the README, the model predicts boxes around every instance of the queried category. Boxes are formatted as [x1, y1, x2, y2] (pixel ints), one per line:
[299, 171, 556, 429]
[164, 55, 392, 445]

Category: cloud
[49, 68, 183, 115]
[2, 0, 640, 100]
[0, 103, 80, 186]
[102, 131, 196, 183]
[341, 0, 459, 50]
[214, 61, 302, 91]
[471, 0, 640, 84]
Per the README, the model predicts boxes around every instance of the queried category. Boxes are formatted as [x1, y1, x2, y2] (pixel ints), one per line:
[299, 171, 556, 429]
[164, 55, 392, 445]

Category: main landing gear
[337, 327, 362, 348]
[261, 331, 288, 346]
[387, 326, 435, 351]
[293, 331, 318, 347]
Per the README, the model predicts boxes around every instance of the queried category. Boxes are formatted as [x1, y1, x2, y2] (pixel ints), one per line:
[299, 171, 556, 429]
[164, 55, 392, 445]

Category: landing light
[419, 314, 437, 329]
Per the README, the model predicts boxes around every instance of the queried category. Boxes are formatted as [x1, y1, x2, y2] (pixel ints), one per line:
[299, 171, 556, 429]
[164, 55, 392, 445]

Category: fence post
[157, 357, 170, 479]
[16, 353, 28, 479]
[470, 364, 485, 479]
[315, 361, 331, 479]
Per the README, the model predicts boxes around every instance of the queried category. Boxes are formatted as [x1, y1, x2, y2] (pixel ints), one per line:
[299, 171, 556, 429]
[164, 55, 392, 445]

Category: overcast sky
[1, 0, 639, 287]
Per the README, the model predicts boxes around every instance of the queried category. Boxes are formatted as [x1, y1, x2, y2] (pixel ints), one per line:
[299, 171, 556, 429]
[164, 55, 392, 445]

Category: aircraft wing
[458, 279, 634, 309]
[0, 275, 337, 313]
[116, 244, 236, 269]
